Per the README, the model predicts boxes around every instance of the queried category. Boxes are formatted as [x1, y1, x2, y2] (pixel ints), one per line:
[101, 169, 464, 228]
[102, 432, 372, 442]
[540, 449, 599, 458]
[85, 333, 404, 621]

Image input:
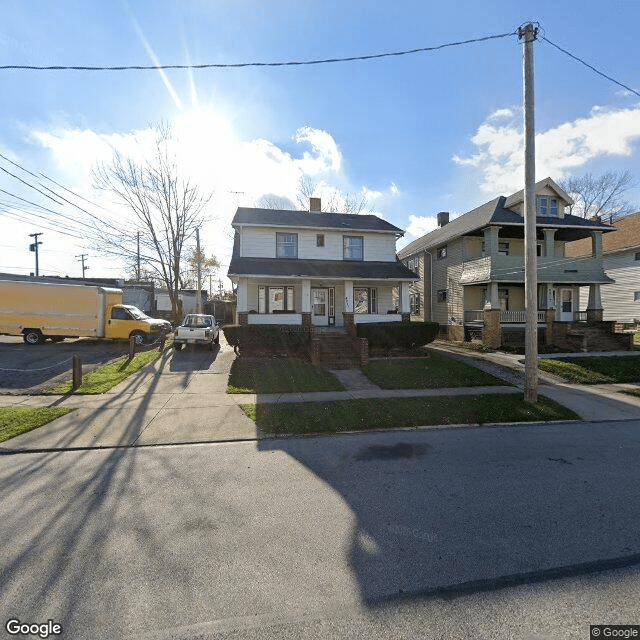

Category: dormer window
[537, 195, 559, 217]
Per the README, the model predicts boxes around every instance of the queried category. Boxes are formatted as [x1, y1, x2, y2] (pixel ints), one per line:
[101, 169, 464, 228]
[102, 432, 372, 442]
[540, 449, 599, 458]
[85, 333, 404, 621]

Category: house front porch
[235, 277, 413, 331]
[460, 282, 631, 350]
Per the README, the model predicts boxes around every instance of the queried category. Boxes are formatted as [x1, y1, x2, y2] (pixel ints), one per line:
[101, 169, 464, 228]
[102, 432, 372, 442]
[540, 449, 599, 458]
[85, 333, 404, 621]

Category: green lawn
[49, 348, 162, 394]
[621, 389, 640, 398]
[0, 407, 73, 442]
[539, 356, 640, 384]
[363, 351, 509, 389]
[635, 331, 640, 344]
[241, 394, 578, 435]
[228, 358, 345, 394]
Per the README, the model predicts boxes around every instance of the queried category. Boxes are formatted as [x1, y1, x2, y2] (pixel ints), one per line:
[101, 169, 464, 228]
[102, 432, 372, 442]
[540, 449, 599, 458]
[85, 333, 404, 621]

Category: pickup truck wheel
[23, 330, 44, 345]
[130, 331, 147, 346]
[174, 343, 183, 351]
[213, 335, 220, 344]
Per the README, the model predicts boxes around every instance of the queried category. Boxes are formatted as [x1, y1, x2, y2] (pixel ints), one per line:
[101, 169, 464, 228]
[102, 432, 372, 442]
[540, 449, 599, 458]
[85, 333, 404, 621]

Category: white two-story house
[228, 199, 418, 330]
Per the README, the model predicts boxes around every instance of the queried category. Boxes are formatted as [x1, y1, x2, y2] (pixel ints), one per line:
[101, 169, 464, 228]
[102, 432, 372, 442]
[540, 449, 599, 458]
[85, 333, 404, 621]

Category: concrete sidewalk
[2, 341, 640, 453]
[429, 341, 640, 423]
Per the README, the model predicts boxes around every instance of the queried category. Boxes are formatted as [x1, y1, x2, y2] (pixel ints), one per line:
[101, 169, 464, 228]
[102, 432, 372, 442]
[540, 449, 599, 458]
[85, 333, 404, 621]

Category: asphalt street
[1, 420, 640, 639]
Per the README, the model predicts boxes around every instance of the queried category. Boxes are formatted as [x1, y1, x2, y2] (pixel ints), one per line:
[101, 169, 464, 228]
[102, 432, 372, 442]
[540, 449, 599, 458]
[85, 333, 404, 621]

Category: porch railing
[464, 310, 546, 323]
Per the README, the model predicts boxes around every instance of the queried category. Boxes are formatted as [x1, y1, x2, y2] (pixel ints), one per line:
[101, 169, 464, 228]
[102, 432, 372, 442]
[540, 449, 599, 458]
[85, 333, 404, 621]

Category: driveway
[0, 336, 136, 393]
[1, 338, 258, 451]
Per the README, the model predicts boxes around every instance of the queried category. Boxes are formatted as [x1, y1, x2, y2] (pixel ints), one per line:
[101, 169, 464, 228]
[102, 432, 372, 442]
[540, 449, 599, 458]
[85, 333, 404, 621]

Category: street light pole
[519, 22, 539, 403]
[28, 232, 43, 277]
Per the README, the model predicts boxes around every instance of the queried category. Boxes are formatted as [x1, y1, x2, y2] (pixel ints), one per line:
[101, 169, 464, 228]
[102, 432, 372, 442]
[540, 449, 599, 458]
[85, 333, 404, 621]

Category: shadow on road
[257, 410, 640, 608]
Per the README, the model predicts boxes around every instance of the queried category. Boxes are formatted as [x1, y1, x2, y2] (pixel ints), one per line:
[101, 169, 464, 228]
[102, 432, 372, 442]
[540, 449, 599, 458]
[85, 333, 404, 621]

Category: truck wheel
[23, 330, 44, 345]
[213, 334, 220, 344]
[174, 343, 183, 351]
[130, 331, 147, 346]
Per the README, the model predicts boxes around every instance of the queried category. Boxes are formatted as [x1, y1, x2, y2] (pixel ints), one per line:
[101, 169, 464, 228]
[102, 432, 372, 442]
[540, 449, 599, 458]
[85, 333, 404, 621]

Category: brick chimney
[309, 197, 322, 213]
[437, 211, 449, 227]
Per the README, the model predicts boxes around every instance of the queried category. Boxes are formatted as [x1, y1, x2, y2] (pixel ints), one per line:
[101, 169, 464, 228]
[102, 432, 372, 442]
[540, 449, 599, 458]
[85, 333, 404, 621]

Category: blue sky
[1, 0, 639, 286]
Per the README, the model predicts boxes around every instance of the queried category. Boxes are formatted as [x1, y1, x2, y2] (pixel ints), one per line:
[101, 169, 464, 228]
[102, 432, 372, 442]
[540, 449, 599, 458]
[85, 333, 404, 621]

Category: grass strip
[228, 358, 344, 394]
[363, 351, 509, 389]
[240, 394, 578, 435]
[620, 389, 640, 398]
[49, 348, 162, 395]
[539, 356, 640, 384]
[0, 407, 73, 442]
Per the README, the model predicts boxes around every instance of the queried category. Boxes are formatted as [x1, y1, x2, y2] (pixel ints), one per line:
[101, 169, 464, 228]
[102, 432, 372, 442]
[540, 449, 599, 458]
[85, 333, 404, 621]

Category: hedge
[222, 325, 311, 351]
[356, 322, 439, 350]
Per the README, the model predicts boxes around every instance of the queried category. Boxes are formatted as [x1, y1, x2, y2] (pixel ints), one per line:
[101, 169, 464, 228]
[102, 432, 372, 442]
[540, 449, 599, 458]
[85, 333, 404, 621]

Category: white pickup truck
[173, 314, 220, 350]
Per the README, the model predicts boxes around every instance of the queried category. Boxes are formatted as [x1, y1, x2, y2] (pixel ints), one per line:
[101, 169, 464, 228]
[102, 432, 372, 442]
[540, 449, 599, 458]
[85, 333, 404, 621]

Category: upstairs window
[343, 236, 364, 261]
[437, 246, 447, 260]
[276, 233, 298, 258]
[635, 252, 640, 261]
[316, 234, 325, 247]
[537, 195, 559, 216]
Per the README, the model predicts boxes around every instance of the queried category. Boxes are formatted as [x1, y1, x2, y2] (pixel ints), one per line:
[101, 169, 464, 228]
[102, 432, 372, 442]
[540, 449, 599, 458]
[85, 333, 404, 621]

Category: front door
[560, 288, 573, 322]
[311, 288, 329, 326]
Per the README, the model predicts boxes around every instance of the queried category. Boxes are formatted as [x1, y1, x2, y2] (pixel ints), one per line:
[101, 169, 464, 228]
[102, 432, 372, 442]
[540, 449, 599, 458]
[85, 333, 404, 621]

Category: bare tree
[559, 170, 637, 223]
[180, 246, 220, 289]
[93, 124, 211, 321]
[295, 176, 370, 214]
[257, 176, 370, 214]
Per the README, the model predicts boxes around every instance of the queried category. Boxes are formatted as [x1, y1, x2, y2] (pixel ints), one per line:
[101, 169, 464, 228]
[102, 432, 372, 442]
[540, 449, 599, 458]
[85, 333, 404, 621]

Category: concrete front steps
[311, 329, 362, 369]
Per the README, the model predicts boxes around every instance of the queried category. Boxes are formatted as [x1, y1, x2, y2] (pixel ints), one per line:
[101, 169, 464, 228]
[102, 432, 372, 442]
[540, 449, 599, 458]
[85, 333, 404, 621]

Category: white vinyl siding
[239, 226, 397, 261]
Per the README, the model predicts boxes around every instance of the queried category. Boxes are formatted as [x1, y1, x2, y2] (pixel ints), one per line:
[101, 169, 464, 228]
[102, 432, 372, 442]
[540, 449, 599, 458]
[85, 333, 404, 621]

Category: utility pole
[519, 22, 539, 403]
[28, 232, 43, 277]
[195, 227, 202, 314]
[136, 231, 141, 280]
[76, 254, 89, 278]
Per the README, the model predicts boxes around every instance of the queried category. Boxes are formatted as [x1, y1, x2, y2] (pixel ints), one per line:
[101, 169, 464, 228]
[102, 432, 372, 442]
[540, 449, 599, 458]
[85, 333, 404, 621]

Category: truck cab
[105, 304, 171, 344]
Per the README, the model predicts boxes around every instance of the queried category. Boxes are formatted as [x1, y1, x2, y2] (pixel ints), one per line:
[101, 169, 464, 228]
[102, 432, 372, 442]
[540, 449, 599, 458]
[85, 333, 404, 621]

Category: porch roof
[228, 256, 419, 281]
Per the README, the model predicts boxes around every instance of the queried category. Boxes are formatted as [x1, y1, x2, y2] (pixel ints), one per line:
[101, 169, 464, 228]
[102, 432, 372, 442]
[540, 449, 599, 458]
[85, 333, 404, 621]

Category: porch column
[484, 281, 500, 310]
[343, 280, 355, 335]
[301, 279, 311, 326]
[543, 228, 556, 258]
[344, 280, 353, 312]
[587, 283, 603, 323]
[399, 282, 411, 323]
[591, 231, 603, 258]
[544, 284, 556, 345]
[236, 277, 249, 325]
[483, 226, 500, 258]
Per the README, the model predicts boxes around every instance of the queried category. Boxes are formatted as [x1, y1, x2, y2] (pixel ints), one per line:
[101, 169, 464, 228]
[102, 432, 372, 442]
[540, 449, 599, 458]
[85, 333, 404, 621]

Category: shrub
[356, 322, 439, 350]
[222, 325, 311, 353]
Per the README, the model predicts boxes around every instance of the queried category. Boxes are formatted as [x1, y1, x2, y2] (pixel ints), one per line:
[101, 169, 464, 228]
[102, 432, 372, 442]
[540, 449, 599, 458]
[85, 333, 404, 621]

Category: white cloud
[454, 104, 640, 194]
[406, 214, 438, 238]
[487, 108, 515, 120]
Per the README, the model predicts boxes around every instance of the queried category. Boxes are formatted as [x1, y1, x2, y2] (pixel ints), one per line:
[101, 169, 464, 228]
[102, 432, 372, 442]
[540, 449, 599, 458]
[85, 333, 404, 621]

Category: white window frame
[354, 287, 377, 314]
[343, 236, 364, 261]
[276, 233, 298, 258]
[258, 285, 294, 313]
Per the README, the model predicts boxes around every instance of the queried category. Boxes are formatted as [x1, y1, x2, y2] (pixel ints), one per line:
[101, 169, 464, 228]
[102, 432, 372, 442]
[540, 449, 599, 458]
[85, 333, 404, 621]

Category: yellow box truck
[0, 280, 171, 345]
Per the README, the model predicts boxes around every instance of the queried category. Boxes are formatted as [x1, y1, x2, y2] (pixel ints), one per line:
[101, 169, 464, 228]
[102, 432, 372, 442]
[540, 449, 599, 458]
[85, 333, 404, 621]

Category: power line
[541, 36, 640, 98]
[0, 32, 517, 71]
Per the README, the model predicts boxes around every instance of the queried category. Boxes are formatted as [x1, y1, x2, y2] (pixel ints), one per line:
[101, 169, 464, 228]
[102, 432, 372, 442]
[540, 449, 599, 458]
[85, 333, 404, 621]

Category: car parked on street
[173, 314, 219, 350]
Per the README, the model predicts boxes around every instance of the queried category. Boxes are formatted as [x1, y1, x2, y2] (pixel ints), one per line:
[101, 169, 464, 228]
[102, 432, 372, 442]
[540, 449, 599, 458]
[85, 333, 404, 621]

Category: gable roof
[504, 177, 574, 208]
[231, 207, 404, 235]
[398, 178, 613, 259]
[566, 211, 640, 257]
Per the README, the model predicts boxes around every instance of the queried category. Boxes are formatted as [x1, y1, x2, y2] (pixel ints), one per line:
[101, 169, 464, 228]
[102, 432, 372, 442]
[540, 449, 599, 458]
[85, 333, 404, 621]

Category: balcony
[459, 254, 610, 284]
